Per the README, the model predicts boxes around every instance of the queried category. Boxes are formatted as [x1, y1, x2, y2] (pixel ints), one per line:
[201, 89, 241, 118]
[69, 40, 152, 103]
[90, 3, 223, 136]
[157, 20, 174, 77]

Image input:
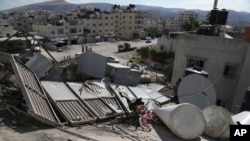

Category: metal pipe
[213, 0, 218, 9]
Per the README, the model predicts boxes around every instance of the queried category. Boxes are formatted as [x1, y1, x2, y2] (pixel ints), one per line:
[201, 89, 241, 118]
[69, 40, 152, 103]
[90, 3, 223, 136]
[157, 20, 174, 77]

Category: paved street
[41, 39, 157, 65]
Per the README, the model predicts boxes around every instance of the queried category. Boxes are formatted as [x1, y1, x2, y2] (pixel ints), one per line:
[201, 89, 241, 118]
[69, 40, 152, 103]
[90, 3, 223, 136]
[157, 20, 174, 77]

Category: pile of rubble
[1, 36, 250, 140]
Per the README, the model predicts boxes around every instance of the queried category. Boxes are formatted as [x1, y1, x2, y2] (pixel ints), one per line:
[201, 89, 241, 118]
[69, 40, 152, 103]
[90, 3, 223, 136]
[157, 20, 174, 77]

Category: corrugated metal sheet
[77, 51, 107, 78]
[84, 99, 115, 118]
[66, 82, 118, 119]
[86, 81, 124, 113]
[25, 54, 53, 79]
[108, 85, 136, 113]
[128, 86, 151, 99]
[41, 81, 96, 124]
[137, 85, 170, 104]
[10, 56, 60, 126]
[147, 83, 165, 92]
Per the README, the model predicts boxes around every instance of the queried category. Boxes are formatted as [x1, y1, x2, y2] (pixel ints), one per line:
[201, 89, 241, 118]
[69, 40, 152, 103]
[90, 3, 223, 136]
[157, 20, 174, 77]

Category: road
[41, 38, 157, 65]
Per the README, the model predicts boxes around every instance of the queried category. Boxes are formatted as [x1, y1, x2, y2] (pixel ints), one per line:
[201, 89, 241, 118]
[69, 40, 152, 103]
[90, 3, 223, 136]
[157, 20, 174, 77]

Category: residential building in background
[166, 10, 198, 32]
[8, 13, 34, 32]
[32, 4, 148, 41]
[110, 4, 148, 39]
[0, 17, 14, 37]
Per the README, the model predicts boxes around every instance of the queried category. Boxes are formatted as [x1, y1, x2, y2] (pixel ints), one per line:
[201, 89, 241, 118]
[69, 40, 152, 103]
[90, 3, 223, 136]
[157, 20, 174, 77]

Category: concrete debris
[0, 46, 242, 141]
[25, 54, 53, 79]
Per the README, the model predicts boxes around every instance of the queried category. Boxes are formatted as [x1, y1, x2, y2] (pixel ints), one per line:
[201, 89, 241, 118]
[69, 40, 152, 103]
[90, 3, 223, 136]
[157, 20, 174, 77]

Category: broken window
[223, 64, 237, 78]
[186, 57, 205, 68]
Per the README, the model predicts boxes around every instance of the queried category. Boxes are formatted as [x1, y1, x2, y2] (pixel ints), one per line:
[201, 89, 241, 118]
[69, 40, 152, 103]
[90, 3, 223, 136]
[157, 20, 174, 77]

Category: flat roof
[0, 35, 44, 42]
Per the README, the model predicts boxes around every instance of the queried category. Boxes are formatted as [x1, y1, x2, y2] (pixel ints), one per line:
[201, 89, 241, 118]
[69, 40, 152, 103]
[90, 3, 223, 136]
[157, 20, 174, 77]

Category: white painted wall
[171, 34, 250, 112]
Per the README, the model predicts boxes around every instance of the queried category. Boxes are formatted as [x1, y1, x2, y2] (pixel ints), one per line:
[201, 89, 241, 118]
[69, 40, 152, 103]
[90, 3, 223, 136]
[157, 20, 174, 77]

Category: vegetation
[143, 27, 169, 38]
[181, 16, 201, 31]
[137, 46, 175, 82]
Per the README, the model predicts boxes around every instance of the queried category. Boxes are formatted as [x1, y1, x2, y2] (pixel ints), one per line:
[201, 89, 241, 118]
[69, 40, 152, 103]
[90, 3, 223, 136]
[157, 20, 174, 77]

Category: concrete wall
[156, 36, 177, 52]
[232, 47, 250, 113]
[171, 34, 250, 111]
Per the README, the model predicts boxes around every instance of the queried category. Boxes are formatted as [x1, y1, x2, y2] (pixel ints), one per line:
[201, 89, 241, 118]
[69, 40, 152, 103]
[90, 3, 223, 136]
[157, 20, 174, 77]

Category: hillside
[2, 0, 250, 22]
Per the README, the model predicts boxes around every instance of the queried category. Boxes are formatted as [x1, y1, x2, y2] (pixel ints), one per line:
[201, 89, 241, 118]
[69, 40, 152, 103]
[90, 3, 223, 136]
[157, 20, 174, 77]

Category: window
[216, 99, 227, 107]
[51, 31, 55, 34]
[70, 28, 77, 33]
[18, 42, 23, 46]
[186, 57, 205, 68]
[223, 64, 237, 78]
[57, 28, 64, 34]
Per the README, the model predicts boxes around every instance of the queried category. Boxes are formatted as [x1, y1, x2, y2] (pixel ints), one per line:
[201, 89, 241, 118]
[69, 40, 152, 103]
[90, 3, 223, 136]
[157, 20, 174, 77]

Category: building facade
[0, 18, 14, 37]
[171, 34, 250, 113]
[166, 10, 198, 32]
[33, 20, 84, 39]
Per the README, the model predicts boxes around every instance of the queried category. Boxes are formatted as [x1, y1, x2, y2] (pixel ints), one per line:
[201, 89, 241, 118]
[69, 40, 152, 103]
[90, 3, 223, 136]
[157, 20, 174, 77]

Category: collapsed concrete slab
[41, 81, 97, 125]
[25, 54, 53, 79]
[9, 55, 60, 126]
[66, 82, 119, 120]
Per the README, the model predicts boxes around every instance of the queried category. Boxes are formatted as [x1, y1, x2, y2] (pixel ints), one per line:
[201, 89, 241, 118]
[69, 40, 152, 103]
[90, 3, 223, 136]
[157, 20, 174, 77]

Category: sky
[0, 0, 249, 12]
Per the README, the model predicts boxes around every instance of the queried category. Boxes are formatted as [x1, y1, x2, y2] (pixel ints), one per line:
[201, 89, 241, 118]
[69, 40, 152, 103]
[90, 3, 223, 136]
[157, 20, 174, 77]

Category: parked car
[107, 56, 120, 63]
[145, 40, 151, 43]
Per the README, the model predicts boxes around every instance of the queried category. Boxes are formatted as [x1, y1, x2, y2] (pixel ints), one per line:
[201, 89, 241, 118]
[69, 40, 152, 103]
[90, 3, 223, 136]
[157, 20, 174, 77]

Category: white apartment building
[33, 20, 84, 39]
[166, 17, 181, 32]
[170, 34, 250, 113]
[111, 9, 145, 39]
[81, 12, 115, 37]
[166, 10, 198, 32]
[71, 5, 147, 40]
[178, 10, 198, 22]
[0, 18, 14, 37]
[8, 15, 34, 32]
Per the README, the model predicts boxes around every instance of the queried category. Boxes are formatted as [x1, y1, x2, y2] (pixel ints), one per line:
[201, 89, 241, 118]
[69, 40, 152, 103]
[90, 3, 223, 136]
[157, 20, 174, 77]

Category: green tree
[144, 27, 162, 38]
[181, 16, 201, 31]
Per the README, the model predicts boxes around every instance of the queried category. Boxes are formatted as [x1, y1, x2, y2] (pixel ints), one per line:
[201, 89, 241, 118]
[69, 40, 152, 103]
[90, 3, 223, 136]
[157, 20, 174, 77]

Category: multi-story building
[111, 6, 147, 39]
[166, 10, 198, 32]
[166, 17, 181, 32]
[170, 33, 250, 113]
[8, 13, 34, 32]
[33, 5, 147, 41]
[178, 10, 198, 22]
[33, 20, 84, 39]
[0, 18, 14, 37]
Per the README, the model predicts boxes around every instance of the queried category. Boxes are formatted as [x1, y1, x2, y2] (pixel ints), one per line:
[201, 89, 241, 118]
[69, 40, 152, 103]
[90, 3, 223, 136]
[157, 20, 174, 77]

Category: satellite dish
[177, 74, 216, 109]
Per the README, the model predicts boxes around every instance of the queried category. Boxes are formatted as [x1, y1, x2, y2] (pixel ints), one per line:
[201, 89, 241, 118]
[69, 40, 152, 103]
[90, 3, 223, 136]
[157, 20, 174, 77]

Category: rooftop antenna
[213, 0, 218, 9]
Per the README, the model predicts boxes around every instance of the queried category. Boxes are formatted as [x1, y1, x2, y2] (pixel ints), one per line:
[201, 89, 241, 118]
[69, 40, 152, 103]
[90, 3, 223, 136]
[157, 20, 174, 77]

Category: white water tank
[153, 103, 205, 140]
[202, 105, 232, 138]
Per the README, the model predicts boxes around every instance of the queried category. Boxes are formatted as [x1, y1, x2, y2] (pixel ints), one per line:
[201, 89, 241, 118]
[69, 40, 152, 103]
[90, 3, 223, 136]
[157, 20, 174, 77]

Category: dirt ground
[0, 108, 219, 141]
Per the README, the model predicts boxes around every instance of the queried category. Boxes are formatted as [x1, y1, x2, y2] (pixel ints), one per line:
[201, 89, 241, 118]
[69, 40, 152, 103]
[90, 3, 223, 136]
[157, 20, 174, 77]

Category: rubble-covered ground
[0, 108, 219, 141]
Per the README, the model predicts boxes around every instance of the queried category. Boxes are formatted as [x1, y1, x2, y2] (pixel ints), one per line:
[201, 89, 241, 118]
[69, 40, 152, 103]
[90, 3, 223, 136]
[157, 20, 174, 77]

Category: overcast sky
[0, 0, 249, 12]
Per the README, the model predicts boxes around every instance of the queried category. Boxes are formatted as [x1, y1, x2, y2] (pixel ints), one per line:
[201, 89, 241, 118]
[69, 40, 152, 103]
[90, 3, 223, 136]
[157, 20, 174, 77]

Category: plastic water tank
[153, 103, 206, 140]
[209, 9, 219, 24]
[217, 9, 229, 25]
[202, 105, 232, 138]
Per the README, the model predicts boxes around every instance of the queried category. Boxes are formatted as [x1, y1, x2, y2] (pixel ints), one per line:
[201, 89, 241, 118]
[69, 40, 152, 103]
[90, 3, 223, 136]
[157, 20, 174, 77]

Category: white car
[107, 56, 120, 63]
